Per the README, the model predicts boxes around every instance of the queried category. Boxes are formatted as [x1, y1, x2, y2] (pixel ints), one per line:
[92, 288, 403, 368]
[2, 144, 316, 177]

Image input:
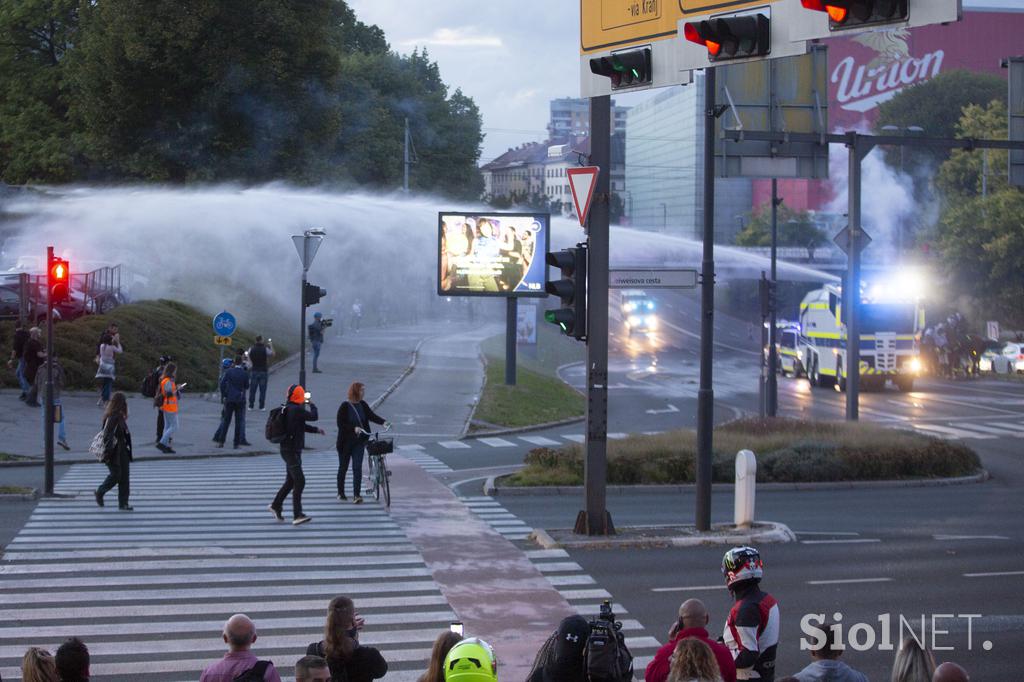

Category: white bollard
[734, 449, 757, 530]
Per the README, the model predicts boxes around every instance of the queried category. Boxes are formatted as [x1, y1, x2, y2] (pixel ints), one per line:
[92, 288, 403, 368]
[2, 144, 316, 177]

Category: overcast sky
[346, 0, 1018, 165]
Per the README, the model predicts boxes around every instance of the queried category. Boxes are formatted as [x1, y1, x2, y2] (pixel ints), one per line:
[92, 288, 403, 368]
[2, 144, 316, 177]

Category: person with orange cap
[269, 384, 324, 525]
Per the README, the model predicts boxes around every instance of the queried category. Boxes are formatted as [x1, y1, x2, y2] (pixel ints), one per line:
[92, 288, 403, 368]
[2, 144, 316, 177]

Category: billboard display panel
[438, 212, 550, 297]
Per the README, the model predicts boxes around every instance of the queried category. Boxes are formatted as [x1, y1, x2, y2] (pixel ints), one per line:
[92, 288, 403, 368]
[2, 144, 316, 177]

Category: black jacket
[306, 640, 387, 682]
[102, 413, 133, 462]
[281, 402, 319, 452]
[336, 400, 384, 448]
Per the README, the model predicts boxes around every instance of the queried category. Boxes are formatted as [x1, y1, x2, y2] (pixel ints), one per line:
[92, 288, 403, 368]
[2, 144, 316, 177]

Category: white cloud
[401, 26, 504, 49]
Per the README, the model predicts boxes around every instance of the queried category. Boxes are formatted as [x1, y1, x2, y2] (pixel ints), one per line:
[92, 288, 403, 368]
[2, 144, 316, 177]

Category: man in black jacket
[247, 336, 274, 410]
[215, 355, 251, 448]
[269, 385, 324, 526]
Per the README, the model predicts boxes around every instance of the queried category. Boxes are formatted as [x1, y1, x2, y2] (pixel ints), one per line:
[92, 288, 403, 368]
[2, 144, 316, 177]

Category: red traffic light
[800, 0, 907, 30]
[683, 14, 769, 62]
[49, 258, 70, 303]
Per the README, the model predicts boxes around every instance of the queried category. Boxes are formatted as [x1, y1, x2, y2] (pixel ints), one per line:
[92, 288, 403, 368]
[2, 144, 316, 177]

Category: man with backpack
[268, 385, 324, 525]
[247, 336, 274, 410]
[198, 613, 281, 682]
[142, 356, 170, 443]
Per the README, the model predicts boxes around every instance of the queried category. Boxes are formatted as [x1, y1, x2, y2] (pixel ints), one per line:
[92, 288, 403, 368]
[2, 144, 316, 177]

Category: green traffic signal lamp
[589, 48, 652, 90]
[544, 245, 587, 341]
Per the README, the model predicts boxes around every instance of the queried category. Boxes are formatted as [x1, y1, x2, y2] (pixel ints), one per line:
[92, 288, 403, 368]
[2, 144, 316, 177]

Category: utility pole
[576, 94, 613, 536]
[291, 230, 325, 388]
[404, 117, 411, 192]
[846, 134, 867, 421]
[766, 179, 779, 417]
[695, 68, 717, 532]
[43, 246, 55, 496]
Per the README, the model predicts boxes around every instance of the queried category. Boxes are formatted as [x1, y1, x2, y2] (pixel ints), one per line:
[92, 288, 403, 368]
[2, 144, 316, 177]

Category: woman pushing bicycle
[336, 381, 390, 504]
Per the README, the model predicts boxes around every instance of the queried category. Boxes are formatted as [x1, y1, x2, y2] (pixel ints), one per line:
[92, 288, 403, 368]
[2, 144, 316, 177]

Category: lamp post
[291, 229, 326, 388]
[881, 125, 924, 257]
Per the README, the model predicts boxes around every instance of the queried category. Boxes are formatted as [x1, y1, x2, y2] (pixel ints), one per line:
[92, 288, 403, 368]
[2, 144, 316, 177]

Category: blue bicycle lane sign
[213, 311, 237, 337]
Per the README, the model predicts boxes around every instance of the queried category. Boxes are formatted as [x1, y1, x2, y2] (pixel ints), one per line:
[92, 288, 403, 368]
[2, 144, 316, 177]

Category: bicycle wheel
[382, 461, 391, 508]
[368, 456, 380, 500]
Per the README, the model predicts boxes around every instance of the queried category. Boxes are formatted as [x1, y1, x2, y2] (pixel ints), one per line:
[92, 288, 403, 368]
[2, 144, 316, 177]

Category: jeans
[16, 359, 30, 394]
[311, 341, 322, 370]
[214, 401, 246, 445]
[272, 449, 305, 517]
[97, 447, 130, 507]
[40, 398, 66, 442]
[159, 412, 179, 446]
[249, 371, 268, 409]
[100, 377, 113, 402]
[338, 438, 367, 497]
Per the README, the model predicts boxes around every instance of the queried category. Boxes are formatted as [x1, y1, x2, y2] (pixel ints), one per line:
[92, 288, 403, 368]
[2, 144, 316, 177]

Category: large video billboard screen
[438, 212, 549, 297]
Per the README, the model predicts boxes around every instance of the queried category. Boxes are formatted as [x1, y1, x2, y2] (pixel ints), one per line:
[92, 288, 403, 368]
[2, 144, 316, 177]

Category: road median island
[501, 417, 983, 487]
[470, 332, 585, 431]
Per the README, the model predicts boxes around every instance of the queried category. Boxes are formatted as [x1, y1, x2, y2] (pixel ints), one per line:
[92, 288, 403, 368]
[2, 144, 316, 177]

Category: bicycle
[366, 432, 394, 508]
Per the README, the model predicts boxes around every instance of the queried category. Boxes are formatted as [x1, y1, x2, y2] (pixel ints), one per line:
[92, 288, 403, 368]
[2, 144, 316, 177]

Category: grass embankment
[473, 327, 585, 429]
[504, 417, 982, 486]
[0, 300, 290, 393]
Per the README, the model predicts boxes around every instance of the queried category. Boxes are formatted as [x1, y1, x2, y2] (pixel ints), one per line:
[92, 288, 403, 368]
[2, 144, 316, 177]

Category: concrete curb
[466, 415, 587, 439]
[459, 348, 488, 439]
[0, 488, 39, 501]
[486, 469, 990, 496]
[529, 521, 797, 550]
[370, 337, 427, 410]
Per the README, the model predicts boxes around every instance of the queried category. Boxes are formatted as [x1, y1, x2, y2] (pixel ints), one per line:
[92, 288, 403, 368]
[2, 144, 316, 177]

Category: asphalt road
[429, 291, 1024, 678]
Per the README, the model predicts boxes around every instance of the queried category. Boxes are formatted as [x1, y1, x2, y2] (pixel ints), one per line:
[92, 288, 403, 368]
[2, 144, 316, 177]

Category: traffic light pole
[766, 179, 779, 417]
[505, 297, 517, 386]
[575, 94, 613, 536]
[299, 267, 308, 388]
[695, 68, 717, 532]
[845, 134, 869, 421]
[44, 246, 55, 496]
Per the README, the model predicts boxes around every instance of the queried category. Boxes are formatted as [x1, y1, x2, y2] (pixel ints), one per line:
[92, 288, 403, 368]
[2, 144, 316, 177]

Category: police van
[798, 283, 923, 392]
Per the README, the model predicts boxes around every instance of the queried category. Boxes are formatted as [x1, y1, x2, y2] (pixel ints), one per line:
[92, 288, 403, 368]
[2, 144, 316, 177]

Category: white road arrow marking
[645, 404, 679, 415]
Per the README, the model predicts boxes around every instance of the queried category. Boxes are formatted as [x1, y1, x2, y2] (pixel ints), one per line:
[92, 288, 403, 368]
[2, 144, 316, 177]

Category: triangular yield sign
[567, 166, 600, 228]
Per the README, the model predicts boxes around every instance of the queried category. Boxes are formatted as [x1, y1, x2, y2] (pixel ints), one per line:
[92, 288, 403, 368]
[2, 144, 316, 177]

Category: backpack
[140, 369, 160, 398]
[232, 660, 272, 681]
[585, 617, 633, 682]
[265, 404, 288, 443]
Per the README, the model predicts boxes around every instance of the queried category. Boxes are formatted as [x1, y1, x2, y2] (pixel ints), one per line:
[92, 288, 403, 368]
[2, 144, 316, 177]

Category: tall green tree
[0, 0, 78, 183]
[875, 70, 1006, 171]
[936, 100, 1008, 199]
[734, 203, 826, 249]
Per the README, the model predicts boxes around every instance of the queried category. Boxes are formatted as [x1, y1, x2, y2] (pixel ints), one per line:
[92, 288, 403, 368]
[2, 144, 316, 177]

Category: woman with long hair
[668, 638, 723, 682]
[156, 362, 180, 453]
[95, 391, 133, 510]
[306, 596, 387, 681]
[94, 329, 122, 407]
[891, 637, 936, 682]
[418, 630, 463, 682]
[336, 382, 389, 504]
[22, 646, 58, 682]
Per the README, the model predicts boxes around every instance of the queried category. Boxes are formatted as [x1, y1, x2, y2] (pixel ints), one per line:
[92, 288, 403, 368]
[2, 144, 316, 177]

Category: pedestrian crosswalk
[459, 496, 661, 674]
[0, 454, 453, 681]
[905, 419, 1024, 440]
[396, 446, 452, 473]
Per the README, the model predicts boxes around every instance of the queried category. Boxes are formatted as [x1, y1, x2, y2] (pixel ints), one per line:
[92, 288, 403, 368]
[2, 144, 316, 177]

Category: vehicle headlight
[628, 315, 642, 326]
[624, 303, 635, 312]
[647, 316, 658, 330]
[646, 302, 655, 310]
[908, 358, 922, 374]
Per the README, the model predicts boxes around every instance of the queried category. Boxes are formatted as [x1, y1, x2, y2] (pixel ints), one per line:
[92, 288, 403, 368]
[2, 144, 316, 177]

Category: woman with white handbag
[95, 331, 122, 407]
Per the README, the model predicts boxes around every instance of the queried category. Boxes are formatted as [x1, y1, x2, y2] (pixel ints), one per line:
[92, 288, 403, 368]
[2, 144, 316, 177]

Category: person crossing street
[269, 385, 324, 525]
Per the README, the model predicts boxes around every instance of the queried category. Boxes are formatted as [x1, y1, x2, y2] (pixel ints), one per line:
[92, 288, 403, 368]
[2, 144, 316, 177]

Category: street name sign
[568, 166, 601, 228]
[609, 268, 699, 288]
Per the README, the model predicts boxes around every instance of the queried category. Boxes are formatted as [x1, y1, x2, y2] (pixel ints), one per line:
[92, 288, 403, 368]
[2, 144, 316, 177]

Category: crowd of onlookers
[12, 546, 977, 682]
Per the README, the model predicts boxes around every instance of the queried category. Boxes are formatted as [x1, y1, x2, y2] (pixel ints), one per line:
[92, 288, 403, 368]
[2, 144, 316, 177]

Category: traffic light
[683, 13, 770, 62]
[589, 48, 652, 90]
[49, 258, 69, 304]
[544, 245, 587, 340]
[800, 0, 908, 30]
[303, 282, 326, 307]
[759, 275, 776, 318]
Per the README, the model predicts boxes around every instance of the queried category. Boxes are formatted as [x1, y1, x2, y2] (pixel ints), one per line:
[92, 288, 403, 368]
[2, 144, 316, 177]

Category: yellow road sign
[581, 0, 779, 54]
[214, 335, 233, 347]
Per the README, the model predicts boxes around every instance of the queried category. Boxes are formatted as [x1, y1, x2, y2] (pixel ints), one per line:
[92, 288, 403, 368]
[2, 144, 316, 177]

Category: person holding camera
[645, 599, 736, 682]
[269, 385, 324, 526]
[307, 313, 330, 374]
[247, 336, 274, 410]
[336, 381, 389, 504]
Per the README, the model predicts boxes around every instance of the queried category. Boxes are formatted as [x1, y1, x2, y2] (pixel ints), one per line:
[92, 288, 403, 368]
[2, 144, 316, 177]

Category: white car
[979, 342, 1024, 374]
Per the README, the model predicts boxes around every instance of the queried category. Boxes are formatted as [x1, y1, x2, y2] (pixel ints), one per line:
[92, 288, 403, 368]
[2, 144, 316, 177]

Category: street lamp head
[881, 125, 899, 133]
[305, 228, 327, 237]
[907, 126, 925, 134]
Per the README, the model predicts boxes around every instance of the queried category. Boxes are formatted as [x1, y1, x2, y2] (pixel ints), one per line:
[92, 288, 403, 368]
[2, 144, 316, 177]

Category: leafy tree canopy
[734, 202, 827, 249]
[936, 100, 1008, 200]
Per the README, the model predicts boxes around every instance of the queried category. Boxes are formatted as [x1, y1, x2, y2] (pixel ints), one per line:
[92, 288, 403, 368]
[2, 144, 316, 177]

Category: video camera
[599, 600, 622, 630]
[321, 318, 334, 328]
